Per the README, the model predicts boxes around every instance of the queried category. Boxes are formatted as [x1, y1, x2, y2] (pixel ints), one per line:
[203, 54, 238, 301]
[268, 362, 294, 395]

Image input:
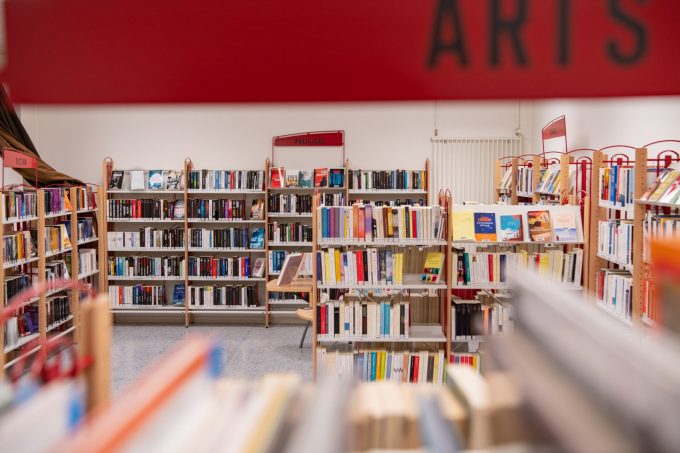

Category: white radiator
[432, 137, 521, 204]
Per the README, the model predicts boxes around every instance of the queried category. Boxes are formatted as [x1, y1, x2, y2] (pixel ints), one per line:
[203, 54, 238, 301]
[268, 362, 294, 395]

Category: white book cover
[129, 170, 145, 190]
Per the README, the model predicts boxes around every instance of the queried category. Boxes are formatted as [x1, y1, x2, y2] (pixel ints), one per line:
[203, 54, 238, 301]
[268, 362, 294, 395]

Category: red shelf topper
[273, 131, 344, 147]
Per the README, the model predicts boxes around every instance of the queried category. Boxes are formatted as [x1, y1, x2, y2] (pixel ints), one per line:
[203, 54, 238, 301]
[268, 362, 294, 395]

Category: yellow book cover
[421, 252, 444, 283]
[334, 249, 341, 283]
[387, 208, 394, 237]
[60, 224, 71, 249]
[324, 252, 332, 283]
[395, 253, 403, 285]
[401, 209, 407, 240]
[539, 253, 550, 275]
[17, 234, 23, 259]
[433, 351, 440, 384]
[382, 351, 388, 380]
[452, 211, 475, 241]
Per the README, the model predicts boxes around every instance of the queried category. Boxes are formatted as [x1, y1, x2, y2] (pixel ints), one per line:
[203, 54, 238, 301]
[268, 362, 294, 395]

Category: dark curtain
[0, 86, 82, 187]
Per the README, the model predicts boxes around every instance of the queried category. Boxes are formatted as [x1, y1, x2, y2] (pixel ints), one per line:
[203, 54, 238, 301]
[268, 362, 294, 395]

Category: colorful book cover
[285, 169, 299, 187]
[329, 168, 345, 188]
[164, 170, 183, 190]
[172, 284, 185, 306]
[528, 210, 553, 242]
[299, 170, 313, 188]
[452, 211, 475, 241]
[250, 228, 265, 249]
[250, 199, 264, 220]
[252, 258, 265, 277]
[473, 212, 497, 242]
[649, 169, 679, 202]
[148, 170, 163, 190]
[499, 214, 523, 241]
[314, 168, 329, 187]
[421, 252, 444, 283]
[270, 167, 284, 188]
[552, 212, 577, 242]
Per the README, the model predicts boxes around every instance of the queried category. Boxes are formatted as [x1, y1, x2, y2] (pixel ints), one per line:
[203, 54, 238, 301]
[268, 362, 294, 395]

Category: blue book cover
[473, 212, 497, 241]
[250, 228, 265, 249]
[322, 208, 329, 238]
[499, 214, 524, 241]
[173, 284, 185, 305]
[384, 303, 390, 336]
[386, 354, 392, 380]
[370, 352, 377, 381]
[363, 352, 369, 381]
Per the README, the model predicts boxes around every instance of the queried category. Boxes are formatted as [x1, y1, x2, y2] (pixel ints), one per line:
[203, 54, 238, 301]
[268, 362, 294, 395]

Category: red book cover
[270, 167, 284, 189]
[352, 205, 360, 238]
[321, 305, 326, 334]
[413, 355, 420, 383]
[212, 260, 217, 277]
[314, 168, 329, 188]
[488, 254, 494, 282]
[411, 210, 417, 238]
[356, 250, 364, 283]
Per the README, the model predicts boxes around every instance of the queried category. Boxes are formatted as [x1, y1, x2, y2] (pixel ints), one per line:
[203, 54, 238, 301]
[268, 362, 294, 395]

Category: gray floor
[111, 324, 312, 396]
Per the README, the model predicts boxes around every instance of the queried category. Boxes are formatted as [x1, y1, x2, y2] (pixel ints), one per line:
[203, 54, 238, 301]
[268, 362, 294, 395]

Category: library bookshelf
[103, 158, 268, 326]
[589, 143, 680, 329]
[310, 194, 452, 382]
[1, 185, 104, 372]
[346, 158, 430, 206]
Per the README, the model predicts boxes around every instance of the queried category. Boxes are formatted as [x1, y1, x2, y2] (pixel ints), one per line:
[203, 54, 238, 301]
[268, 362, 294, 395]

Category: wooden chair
[296, 308, 313, 348]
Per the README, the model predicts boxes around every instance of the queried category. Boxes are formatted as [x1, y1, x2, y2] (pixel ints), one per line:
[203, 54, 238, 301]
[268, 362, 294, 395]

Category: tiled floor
[111, 324, 312, 396]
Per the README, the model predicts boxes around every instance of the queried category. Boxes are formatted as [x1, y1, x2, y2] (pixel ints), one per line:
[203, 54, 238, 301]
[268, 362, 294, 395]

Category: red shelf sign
[273, 131, 344, 147]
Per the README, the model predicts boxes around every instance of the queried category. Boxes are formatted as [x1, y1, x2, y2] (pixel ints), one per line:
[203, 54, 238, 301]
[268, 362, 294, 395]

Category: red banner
[273, 131, 344, 147]
[3, 0, 680, 103]
[3, 148, 37, 169]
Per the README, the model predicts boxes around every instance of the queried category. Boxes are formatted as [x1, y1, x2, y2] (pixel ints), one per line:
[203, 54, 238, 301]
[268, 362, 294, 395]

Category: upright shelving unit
[184, 160, 268, 324]
[311, 194, 452, 382]
[1, 185, 102, 372]
[265, 131, 346, 326]
[346, 159, 430, 206]
[494, 155, 541, 205]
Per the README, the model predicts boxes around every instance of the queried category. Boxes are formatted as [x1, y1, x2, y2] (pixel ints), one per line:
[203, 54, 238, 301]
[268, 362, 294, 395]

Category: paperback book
[285, 169, 300, 188]
[252, 258, 265, 278]
[270, 167, 285, 189]
[452, 211, 475, 241]
[148, 170, 163, 190]
[329, 168, 345, 188]
[130, 171, 145, 190]
[552, 212, 578, 242]
[299, 170, 313, 188]
[109, 170, 124, 190]
[499, 214, 523, 241]
[314, 168, 329, 188]
[164, 170, 183, 190]
[528, 210, 553, 242]
[250, 199, 264, 220]
[250, 228, 265, 249]
[473, 212, 497, 242]
[421, 252, 445, 283]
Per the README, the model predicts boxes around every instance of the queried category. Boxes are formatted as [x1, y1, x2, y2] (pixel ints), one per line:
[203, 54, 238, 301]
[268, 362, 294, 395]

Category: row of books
[76, 218, 97, 242]
[107, 199, 185, 220]
[599, 165, 635, 207]
[190, 227, 264, 249]
[536, 166, 561, 194]
[43, 188, 67, 215]
[4, 307, 39, 349]
[318, 193, 346, 207]
[450, 352, 481, 372]
[108, 256, 185, 277]
[317, 205, 445, 242]
[3, 274, 31, 305]
[347, 169, 427, 191]
[267, 292, 309, 304]
[187, 199, 255, 221]
[45, 224, 71, 254]
[45, 260, 70, 283]
[268, 250, 313, 275]
[188, 285, 258, 308]
[643, 214, 680, 262]
[270, 167, 344, 189]
[498, 168, 512, 191]
[3, 191, 37, 221]
[73, 186, 98, 211]
[46, 295, 71, 327]
[78, 249, 97, 275]
[316, 301, 410, 339]
[517, 166, 535, 194]
[108, 285, 168, 306]
[108, 170, 184, 191]
[316, 249, 405, 286]
[596, 269, 633, 322]
[452, 209, 579, 242]
[349, 198, 426, 207]
[187, 170, 265, 191]
[317, 347, 446, 383]
[188, 256, 258, 278]
[107, 228, 185, 249]
[598, 220, 633, 266]
[452, 247, 584, 287]
[267, 194, 313, 214]
[451, 299, 513, 339]
[640, 163, 680, 205]
[268, 222, 312, 243]
[3, 231, 36, 264]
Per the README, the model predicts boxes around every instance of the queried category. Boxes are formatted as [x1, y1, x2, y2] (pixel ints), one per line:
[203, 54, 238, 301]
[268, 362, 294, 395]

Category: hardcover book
[173, 284, 185, 306]
[129, 170, 145, 190]
[314, 168, 329, 188]
[277, 253, 305, 286]
[528, 210, 553, 242]
[552, 212, 578, 242]
[473, 212, 497, 242]
[148, 170, 163, 190]
[270, 167, 284, 189]
[452, 211, 475, 241]
[250, 228, 265, 249]
[164, 170, 183, 190]
[329, 168, 345, 188]
[109, 170, 124, 190]
[299, 170, 313, 188]
[252, 258, 265, 278]
[499, 214, 524, 241]
[285, 169, 300, 187]
[250, 199, 264, 220]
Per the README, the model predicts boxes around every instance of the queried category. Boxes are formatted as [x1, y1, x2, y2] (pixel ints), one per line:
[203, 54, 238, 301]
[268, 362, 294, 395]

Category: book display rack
[1, 185, 104, 370]
[311, 193, 452, 382]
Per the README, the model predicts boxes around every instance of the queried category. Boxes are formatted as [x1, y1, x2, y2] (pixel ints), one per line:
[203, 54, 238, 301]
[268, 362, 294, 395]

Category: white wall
[19, 101, 531, 186]
[531, 97, 680, 152]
